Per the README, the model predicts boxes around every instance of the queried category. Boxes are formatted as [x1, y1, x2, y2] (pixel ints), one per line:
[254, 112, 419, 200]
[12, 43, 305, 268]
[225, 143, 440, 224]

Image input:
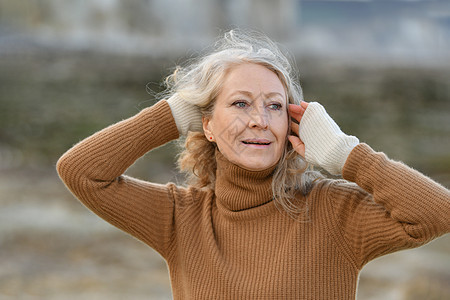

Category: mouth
[241, 139, 272, 146]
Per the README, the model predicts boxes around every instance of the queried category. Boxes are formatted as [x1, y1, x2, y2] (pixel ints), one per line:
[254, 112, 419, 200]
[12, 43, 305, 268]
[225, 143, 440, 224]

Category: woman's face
[203, 63, 289, 171]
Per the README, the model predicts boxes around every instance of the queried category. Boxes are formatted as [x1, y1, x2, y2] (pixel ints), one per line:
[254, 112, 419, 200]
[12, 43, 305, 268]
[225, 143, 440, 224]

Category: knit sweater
[57, 100, 450, 299]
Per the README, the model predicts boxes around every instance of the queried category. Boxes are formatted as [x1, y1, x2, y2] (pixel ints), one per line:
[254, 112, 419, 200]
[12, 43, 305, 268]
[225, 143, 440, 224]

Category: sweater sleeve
[326, 143, 450, 269]
[56, 100, 181, 258]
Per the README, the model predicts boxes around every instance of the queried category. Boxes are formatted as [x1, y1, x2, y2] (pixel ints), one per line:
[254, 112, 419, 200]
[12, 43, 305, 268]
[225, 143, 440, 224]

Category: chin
[236, 159, 278, 171]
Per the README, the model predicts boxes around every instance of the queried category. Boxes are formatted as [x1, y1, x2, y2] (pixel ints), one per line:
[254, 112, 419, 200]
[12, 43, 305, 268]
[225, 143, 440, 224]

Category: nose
[248, 108, 269, 130]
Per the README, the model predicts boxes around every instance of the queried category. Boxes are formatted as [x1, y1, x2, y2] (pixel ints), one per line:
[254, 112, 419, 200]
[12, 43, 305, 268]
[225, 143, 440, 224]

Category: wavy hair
[161, 29, 323, 217]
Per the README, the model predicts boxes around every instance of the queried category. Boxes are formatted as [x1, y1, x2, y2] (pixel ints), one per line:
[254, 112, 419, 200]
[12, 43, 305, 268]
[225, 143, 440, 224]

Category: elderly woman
[57, 30, 449, 299]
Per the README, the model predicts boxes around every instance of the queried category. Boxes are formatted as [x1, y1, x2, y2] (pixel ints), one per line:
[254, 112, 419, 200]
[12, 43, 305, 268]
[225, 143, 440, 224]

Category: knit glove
[166, 93, 203, 136]
[299, 102, 359, 175]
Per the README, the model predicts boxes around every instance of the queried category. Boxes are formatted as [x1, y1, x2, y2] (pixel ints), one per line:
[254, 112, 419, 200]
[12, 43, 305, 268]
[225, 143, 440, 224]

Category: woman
[57, 30, 449, 299]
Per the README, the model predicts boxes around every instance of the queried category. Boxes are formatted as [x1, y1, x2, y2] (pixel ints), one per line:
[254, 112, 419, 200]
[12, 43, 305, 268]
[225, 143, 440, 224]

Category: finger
[290, 121, 299, 136]
[288, 104, 304, 116]
[300, 101, 309, 110]
[289, 101, 309, 113]
[288, 102, 309, 122]
[288, 135, 305, 158]
[289, 106, 303, 123]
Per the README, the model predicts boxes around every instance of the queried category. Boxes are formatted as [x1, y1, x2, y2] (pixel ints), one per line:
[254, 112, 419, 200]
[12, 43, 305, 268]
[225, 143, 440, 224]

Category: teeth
[243, 141, 270, 145]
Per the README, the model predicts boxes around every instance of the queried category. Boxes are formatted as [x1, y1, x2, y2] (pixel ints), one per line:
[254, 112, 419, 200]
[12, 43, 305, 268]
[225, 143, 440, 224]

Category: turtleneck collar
[214, 149, 276, 214]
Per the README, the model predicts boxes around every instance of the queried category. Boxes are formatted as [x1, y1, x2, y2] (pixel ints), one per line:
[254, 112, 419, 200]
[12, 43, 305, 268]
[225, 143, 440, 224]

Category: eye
[268, 103, 282, 110]
[232, 100, 248, 108]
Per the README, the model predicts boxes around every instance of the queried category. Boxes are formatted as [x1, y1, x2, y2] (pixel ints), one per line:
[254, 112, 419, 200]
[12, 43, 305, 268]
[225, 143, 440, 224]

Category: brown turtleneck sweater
[57, 101, 450, 299]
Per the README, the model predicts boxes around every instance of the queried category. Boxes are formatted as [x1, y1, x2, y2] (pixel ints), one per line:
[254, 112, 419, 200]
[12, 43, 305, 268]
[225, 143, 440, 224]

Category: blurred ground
[0, 51, 449, 299]
[0, 169, 172, 300]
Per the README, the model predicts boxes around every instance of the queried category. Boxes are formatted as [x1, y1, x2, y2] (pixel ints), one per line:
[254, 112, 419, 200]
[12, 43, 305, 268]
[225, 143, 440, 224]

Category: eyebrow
[230, 90, 285, 100]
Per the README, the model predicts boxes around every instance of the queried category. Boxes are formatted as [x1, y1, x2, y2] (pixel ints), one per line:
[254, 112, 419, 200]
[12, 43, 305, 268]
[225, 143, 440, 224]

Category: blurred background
[0, 0, 449, 299]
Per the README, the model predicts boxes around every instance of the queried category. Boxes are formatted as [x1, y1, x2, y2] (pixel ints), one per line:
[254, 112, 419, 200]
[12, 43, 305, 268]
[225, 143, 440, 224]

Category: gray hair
[164, 29, 322, 218]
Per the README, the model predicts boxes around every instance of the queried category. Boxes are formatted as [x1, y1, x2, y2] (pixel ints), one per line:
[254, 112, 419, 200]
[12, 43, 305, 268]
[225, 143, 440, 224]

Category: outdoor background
[1, 0, 449, 299]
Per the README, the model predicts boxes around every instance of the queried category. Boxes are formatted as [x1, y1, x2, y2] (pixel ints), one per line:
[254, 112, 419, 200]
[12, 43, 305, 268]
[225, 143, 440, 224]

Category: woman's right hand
[166, 93, 203, 136]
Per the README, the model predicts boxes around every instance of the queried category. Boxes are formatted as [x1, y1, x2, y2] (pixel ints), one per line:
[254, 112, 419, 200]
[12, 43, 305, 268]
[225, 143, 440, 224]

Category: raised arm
[289, 102, 450, 268]
[56, 99, 198, 257]
[329, 143, 450, 268]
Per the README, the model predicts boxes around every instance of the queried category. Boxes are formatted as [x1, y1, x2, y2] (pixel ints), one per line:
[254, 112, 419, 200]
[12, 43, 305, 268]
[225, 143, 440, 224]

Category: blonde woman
[57, 30, 449, 299]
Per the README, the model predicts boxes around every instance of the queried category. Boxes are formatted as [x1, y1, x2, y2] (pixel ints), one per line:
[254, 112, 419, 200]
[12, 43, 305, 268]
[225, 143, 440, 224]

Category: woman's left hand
[288, 101, 309, 158]
[288, 101, 359, 175]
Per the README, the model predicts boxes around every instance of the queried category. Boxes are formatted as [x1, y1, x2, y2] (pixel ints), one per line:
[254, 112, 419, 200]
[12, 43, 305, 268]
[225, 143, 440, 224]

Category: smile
[241, 139, 272, 146]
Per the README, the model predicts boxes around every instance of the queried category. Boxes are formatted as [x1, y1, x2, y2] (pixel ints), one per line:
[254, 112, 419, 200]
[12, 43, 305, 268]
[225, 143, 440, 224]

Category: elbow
[56, 151, 71, 183]
[56, 149, 116, 194]
[56, 149, 82, 190]
[56, 150, 97, 203]
[56, 154, 65, 178]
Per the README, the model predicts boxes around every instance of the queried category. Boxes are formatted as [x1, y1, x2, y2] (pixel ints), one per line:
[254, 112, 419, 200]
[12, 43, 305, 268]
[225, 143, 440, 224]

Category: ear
[202, 115, 215, 142]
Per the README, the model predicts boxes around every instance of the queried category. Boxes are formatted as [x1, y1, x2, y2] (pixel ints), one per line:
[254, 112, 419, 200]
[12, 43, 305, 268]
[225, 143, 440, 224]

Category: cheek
[211, 114, 245, 141]
[275, 121, 288, 157]
[273, 112, 289, 139]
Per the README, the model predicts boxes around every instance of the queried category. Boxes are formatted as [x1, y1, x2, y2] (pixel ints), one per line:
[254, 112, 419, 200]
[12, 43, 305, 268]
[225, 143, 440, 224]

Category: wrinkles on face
[203, 63, 289, 171]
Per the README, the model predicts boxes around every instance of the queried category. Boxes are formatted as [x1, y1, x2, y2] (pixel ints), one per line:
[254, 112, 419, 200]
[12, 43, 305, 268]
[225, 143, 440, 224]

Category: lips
[241, 139, 272, 145]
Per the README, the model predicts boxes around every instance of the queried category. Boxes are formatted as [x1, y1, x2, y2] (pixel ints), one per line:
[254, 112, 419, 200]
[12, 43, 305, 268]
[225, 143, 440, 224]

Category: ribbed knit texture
[57, 100, 450, 299]
[299, 102, 360, 175]
[166, 93, 203, 135]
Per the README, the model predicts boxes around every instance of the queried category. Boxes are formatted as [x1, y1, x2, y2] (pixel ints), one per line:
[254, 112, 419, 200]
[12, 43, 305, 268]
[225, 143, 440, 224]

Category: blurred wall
[1, 0, 449, 62]
[1, 0, 449, 175]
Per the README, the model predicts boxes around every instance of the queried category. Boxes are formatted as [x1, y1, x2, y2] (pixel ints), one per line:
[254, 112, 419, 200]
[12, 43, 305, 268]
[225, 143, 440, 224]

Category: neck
[214, 150, 276, 212]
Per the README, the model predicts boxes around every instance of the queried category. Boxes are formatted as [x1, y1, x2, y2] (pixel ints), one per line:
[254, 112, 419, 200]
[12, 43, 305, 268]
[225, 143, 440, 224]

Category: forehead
[220, 63, 286, 98]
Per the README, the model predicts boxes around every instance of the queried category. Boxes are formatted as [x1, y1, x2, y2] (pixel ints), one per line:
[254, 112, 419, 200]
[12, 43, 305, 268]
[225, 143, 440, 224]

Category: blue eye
[269, 103, 282, 110]
[233, 101, 248, 108]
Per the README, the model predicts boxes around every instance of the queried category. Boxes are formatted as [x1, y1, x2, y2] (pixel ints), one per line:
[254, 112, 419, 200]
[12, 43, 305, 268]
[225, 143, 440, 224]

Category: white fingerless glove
[299, 102, 359, 175]
[166, 93, 203, 136]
